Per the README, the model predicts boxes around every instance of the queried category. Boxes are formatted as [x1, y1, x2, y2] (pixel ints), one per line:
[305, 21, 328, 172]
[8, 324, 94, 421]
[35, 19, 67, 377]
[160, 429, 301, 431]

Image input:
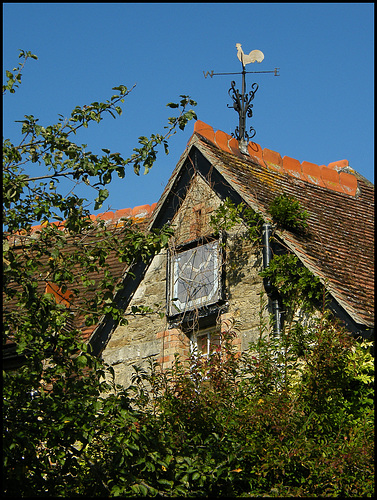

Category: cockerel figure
[236, 43, 264, 66]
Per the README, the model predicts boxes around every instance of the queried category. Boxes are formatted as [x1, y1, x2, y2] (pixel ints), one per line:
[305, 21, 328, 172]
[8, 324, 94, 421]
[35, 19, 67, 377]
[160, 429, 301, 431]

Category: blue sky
[3, 3, 374, 216]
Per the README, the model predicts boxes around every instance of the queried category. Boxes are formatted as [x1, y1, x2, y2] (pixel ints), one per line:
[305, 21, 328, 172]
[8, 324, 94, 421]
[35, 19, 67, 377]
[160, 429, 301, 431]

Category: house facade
[85, 120, 374, 389]
[4, 120, 373, 382]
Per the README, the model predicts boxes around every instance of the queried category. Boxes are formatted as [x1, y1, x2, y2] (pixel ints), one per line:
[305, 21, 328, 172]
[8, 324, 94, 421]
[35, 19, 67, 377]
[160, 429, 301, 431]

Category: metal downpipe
[262, 223, 282, 336]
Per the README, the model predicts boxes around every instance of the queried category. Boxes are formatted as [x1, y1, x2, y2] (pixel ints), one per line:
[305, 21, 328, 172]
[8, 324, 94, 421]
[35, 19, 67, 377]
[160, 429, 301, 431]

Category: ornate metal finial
[204, 44, 279, 155]
[228, 43, 264, 154]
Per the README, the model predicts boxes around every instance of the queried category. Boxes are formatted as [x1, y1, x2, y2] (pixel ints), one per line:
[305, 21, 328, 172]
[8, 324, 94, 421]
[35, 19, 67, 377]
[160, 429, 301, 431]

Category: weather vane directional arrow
[204, 43, 279, 155]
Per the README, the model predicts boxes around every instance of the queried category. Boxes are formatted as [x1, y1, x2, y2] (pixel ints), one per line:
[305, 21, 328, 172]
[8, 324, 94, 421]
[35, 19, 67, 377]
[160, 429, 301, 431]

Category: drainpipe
[262, 223, 281, 336]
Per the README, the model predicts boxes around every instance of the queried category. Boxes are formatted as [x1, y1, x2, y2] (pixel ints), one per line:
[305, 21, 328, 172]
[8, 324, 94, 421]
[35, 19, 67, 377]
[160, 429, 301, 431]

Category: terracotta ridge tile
[339, 171, 358, 196]
[194, 120, 259, 161]
[263, 148, 284, 175]
[320, 166, 344, 193]
[301, 161, 326, 188]
[214, 129, 232, 153]
[194, 121, 358, 196]
[261, 149, 356, 195]
[8, 203, 158, 240]
[282, 156, 304, 181]
[327, 159, 349, 171]
[193, 120, 216, 144]
[247, 141, 265, 167]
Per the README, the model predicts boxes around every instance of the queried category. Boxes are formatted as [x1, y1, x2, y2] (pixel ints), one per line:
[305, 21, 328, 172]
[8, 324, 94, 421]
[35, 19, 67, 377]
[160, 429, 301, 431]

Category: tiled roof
[4, 119, 374, 359]
[177, 120, 373, 328]
[192, 121, 359, 196]
[4, 205, 158, 349]
[8, 203, 157, 244]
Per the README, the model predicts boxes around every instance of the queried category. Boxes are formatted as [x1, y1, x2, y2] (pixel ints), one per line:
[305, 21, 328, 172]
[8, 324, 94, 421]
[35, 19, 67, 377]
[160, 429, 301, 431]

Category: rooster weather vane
[204, 43, 279, 155]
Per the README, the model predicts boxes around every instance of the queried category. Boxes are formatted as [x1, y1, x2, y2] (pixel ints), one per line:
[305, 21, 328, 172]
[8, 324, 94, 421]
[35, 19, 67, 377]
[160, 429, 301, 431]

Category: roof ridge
[191, 120, 359, 196]
[8, 203, 158, 239]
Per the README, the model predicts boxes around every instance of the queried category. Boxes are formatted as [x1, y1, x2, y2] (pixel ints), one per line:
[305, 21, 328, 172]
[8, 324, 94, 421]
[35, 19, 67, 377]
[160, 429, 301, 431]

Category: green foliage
[243, 205, 265, 242]
[3, 51, 195, 496]
[3, 50, 38, 94]
[210, 197, 244, 235]
[211, 198, 321, 323]
[210, 197, 264, 245]
[3, 57, 197, 233]
[259, 253, 325, 314]
[269, 193, 309, 232]
[133, 96, 197, 176]
[3, 52, 374, 498]
[80, 318, 372, 497]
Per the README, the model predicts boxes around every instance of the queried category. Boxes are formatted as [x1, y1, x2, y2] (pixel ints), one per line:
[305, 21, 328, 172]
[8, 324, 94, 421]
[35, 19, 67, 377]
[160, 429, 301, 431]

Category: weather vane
[204, 43, 279, 155]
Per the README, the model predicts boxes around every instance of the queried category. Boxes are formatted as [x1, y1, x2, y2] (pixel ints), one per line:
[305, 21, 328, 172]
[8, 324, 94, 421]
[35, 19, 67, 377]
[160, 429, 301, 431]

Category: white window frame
[190, 327, 221, 358]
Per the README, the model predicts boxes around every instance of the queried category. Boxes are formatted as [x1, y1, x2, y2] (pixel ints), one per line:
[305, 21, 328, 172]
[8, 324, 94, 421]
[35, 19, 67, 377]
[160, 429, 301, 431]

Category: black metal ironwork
[204, 61, 279, 154]
[227, 71, 259, 146]
[203, 68, 279, 78]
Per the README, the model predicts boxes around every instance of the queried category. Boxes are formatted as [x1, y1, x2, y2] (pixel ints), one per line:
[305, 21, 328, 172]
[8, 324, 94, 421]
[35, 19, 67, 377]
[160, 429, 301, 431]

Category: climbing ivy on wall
[209, 198, 264, 246]
[259, 253, 325, 314]
[210, 195, 319, 322]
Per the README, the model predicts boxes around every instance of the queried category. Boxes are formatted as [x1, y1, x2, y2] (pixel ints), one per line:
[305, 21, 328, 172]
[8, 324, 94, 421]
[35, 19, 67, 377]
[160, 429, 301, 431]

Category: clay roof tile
[188, 122, 373, 327]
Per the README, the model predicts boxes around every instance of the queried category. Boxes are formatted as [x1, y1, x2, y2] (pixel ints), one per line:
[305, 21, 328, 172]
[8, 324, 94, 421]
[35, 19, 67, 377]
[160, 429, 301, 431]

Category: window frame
[167, 235, 224, 319]
[190, 326, 221, 358]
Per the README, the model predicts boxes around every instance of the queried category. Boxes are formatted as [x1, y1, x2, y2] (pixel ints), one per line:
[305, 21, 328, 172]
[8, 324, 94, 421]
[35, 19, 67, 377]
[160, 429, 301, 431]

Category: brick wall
[156, 328, 190, 371]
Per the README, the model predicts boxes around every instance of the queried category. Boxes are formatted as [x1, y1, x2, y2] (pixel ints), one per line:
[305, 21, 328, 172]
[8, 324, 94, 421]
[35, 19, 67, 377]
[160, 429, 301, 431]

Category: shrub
[114, 316, 374, 497]
[269, 193, 309, 233]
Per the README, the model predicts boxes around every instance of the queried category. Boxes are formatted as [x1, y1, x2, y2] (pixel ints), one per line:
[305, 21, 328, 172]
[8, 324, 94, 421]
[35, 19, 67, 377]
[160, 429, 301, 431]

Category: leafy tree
[3, 53, 373, 498]
[3, 50, 197, 496]
[80, 315, 373, 497]
[67, 198, 372, 498]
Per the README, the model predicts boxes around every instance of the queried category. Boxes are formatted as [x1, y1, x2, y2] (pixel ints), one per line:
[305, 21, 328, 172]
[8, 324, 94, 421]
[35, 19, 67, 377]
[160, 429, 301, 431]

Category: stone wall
[101, 249, 169, 386]
[101, 173, 271, 389]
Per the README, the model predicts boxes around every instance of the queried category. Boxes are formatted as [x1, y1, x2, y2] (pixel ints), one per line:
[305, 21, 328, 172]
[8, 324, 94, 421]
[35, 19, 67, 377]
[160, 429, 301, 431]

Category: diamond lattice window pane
[169, 240, 221, 315]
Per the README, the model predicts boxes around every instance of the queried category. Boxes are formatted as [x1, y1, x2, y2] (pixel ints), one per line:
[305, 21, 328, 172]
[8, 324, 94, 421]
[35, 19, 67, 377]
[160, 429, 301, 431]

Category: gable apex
[148, 121, 373, 331]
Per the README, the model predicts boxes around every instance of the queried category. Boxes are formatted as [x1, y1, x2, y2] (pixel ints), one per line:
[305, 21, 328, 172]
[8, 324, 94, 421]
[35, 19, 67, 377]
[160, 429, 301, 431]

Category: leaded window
[168, 240, 222, 317]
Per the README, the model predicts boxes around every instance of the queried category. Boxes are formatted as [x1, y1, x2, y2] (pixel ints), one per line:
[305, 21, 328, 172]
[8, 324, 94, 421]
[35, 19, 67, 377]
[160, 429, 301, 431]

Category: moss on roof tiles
[195, 137, 374, 326]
